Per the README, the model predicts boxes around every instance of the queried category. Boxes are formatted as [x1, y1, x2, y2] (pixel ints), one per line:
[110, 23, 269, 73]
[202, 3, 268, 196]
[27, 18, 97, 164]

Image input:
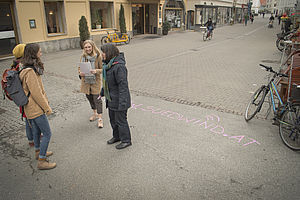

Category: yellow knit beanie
[12, 44, 26, 59]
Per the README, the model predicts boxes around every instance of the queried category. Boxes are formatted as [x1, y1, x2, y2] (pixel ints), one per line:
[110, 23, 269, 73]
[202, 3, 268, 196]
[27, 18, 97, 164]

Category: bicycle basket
[200, 26, 207, 32]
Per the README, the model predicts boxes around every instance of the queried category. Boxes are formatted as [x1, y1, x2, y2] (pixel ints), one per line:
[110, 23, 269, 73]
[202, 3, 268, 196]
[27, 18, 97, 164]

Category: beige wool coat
[19, 68, 52, 119]
[79, 55, 103, 95]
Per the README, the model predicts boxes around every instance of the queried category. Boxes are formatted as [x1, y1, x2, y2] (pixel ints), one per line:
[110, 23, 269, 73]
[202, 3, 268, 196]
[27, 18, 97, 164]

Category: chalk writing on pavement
[131, 103, 260, 147]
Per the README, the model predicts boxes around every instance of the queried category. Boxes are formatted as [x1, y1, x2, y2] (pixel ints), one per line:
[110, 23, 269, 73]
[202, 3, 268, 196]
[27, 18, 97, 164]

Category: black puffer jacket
[101, 52, 131, 111]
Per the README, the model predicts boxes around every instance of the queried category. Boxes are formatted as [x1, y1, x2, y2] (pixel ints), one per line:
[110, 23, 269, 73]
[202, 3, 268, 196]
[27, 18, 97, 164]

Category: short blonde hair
[82, 40, 101, 57]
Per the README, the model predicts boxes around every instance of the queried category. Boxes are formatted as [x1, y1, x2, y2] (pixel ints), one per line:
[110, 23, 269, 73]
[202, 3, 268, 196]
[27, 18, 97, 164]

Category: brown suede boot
[37, 158, 56, 170]
[35, 150, 53, 160]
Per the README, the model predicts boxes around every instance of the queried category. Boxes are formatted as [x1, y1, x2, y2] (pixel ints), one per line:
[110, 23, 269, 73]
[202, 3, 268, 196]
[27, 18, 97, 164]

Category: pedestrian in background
[250, 14, 254, 24]
[244, 14, 248, 26]
[78, 40, 104, 128]
[100, 44, 132, 149]
[11, 44, 35, 147]
[20, 43, 56, 170]
[278, 14, 282, 25]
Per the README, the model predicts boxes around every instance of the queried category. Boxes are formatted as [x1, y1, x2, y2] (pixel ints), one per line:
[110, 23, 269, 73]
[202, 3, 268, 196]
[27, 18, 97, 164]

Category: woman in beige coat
[78, 40, 103, 128]
[20, 43, 56, 170]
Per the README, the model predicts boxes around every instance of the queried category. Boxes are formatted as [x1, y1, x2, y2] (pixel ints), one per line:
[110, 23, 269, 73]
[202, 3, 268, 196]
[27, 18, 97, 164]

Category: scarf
[102, 57, 116, 101]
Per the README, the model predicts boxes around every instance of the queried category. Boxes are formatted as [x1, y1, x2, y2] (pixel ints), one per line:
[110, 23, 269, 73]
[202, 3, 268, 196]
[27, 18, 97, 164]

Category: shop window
[165, 0, 184, 28]
[44, 0, 66, 34]
[90, 2, 113, 29]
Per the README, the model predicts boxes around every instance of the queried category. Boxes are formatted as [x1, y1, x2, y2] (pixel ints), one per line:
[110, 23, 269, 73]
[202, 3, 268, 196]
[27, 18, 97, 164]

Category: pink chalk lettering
[177, 116, 197, 123]
[161, 111, 174, 117]
[171, 113, 184, 120]
[140, 106, 155, 112]
[152, 108, 165, 114]
[193, 120, 202, 124]
[243, 138, 260, 146]
[211, 114, 220, 122]
[167, 112, 177, 119]
[210, 125, 224, 134]
[130, 101, 261, 147]
[198, 121, 215, 129]
[131, 103, 143, 110]
[229, 135, 245, 143]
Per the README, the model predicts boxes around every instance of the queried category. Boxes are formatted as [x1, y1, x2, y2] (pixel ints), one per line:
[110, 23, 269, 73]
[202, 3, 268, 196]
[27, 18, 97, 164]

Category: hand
[46, 108, 53, 116]
[90, 69, 96, 74]
[80, 72, 85, 77]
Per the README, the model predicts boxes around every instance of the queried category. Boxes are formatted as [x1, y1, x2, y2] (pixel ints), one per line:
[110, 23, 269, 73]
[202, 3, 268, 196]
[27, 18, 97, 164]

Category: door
[187, 10, 194, 30]
[132, 4, 144, 35]
[0, 2, 18, 57]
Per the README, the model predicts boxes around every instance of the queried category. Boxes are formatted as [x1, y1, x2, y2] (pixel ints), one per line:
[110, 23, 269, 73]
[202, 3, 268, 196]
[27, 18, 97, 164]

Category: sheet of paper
[79, 62, 92, 74]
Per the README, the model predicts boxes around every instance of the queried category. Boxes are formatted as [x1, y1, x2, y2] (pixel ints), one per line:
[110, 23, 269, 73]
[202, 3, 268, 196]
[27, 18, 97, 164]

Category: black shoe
[107, 137, 120, 144]
[115, 142, 132, 149]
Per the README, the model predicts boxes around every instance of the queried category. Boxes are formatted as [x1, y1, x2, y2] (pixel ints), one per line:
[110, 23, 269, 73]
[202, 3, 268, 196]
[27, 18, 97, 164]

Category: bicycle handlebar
[259, 64, 288, 77]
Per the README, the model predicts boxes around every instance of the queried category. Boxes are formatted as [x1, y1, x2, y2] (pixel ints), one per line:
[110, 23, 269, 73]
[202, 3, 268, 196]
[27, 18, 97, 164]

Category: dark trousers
[108, 109, 131, 143]
[86, 94, 102, 114]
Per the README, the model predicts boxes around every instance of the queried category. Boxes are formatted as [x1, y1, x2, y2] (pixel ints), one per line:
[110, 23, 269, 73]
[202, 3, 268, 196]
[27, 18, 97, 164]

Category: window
[44, 0, 66, 34]
[90, 2, 113, 29]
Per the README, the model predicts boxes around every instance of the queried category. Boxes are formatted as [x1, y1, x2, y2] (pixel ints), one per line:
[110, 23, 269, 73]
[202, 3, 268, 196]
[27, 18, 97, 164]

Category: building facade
[0, 0, 249, 57]
[277, 0, 297, 15]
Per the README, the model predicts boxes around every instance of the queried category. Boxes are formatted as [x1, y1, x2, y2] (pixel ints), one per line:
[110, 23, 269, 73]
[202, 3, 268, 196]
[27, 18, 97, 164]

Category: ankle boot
[37, 158, 56, 170]
[35, 150, 53, 160]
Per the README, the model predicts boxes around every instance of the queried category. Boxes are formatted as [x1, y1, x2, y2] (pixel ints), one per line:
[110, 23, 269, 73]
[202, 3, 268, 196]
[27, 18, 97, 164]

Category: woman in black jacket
[100, 44, 132, 149]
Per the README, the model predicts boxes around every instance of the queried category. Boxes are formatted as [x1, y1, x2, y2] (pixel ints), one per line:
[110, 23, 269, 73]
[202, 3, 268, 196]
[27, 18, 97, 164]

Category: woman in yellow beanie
[11, 44, 35, 147]
[12, 44, 26, 59]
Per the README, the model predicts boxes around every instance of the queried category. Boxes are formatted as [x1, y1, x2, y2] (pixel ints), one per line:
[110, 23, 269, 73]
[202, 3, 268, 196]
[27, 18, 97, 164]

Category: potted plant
[95, 11, 102, 29]
[79, 16, 90, 49]
[162, 21, 171, 35]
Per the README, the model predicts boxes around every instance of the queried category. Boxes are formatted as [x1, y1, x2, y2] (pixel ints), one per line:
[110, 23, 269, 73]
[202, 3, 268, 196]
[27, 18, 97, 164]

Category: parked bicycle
[101, 30, 130, 45]
[276, 31, 294, 52]
[244, 64, 300, 150]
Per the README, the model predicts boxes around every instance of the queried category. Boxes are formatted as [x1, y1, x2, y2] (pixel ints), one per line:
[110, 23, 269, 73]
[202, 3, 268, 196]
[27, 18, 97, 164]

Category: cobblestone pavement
[0, 16, 281, 148]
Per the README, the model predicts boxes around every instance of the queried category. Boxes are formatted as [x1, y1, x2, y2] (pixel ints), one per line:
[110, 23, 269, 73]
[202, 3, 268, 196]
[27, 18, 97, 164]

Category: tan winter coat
[79, 55, 103, 95]
[19, 68, 52, 119]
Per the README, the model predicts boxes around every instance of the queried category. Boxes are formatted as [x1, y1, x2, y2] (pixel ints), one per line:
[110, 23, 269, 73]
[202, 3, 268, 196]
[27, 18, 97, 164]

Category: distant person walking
[100, 44, 132, 150]
[78, 40, 104, 128]
[244, 14, 248, 26]
[20, 43, 56, 170]
[278, 14, 282, 25]
[262, 12, 265, 18]
[250, 14, 254, 24]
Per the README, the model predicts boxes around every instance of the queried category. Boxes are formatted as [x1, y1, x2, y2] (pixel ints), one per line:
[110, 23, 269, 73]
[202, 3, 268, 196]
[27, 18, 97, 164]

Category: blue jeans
[25, 119, 33, 142]
[28, 114, 52, 159]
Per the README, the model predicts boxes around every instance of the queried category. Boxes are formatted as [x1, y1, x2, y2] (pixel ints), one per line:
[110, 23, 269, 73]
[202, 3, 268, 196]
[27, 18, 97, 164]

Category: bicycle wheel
[279, 104, 300, 150]
[276, 38, 284, 52]
[203, 31, 207, 41]
[101, 36, 109, 45]
[209, 32, 213, 40]
[124, 34, 130, 44]
[245, 86, 267, 121]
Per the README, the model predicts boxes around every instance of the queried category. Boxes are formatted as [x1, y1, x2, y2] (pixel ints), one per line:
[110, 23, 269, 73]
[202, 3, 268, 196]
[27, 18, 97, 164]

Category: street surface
[0, 16, 299, 200]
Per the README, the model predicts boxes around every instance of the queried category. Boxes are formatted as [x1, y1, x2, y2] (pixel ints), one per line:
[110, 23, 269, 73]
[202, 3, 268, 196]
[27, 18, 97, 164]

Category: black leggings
[86, 94, 103, 114]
